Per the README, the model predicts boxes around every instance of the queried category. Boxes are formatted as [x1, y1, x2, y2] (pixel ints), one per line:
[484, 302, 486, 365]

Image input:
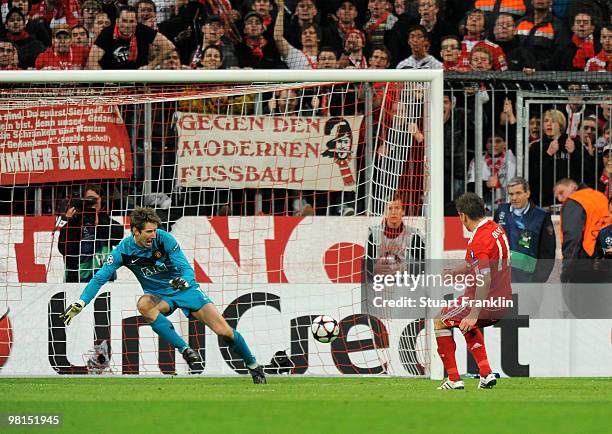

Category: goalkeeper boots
[248, 365, 267, 384]
[478, 372, 497, 389]
[437, 379, 465, 390]
[182, 348, 203, 371]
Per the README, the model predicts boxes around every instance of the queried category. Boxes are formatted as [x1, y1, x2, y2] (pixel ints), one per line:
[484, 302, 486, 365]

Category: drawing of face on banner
[323, 117, 353, 162]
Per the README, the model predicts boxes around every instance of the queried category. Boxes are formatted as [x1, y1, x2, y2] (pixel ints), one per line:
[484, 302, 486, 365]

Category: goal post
[0, 70, 444, 379]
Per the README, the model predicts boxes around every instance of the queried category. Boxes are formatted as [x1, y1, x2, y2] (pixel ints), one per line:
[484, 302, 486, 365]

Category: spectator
[494, 177, 556, 283]
[387, 0, 451, 65]
[2, 8, 45, 69]
[516, 0, 570, 70]
[365, 193, 425, 284]
[596, 121, 611, 150]
[597, 144, 612, 198]
[467, 130, 517, 208]
[274, 0, 319, 69]
[554, 177, 611, 282]
[565, 85, 588, 139]
[71, 25, 90, 49]
[491, 12, 537, 71]
[593, 99, 611, 133]
[368, 45, 391, 68]
[0, 40, 20, 70]
[527, 114, 541, 149]
[529, 109, 584, 207]
[552, 11, 598, 70]
[58, 184, 124, 283]
[87, 6, 175, 70]
[34, 0, 81, 29]
[8, 0, 51, 47]
[136, 0, 158, 30]
[251, 0, 275, 29]
[577, 115, 598, 166]
[130, 0, 175, 24]
[235, 11, 282, 69]
[90, 13, 112, 45]
[585, 22, 612, 71]
[322, 0, 360, 56]
[338, 29, 368, 68]
[443, 93, 466, 204]
[364, 0, 398, 47]
[189, 15, 238, 69]
[459, 8, 508, 71]
[285, 0, 319, 49]
[35, 24, 89, 69]
[316, 45, 339, 69]
[198, 45, 224, 70]
[396, 24, 442, 69]
[158, 48, 187, 69]
[439, 35, 463, 70]
[469, 45, 493, 70]
[81, 0, 103, 38]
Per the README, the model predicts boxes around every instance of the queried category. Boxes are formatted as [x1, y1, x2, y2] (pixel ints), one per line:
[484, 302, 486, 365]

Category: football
[311, 315, 340, 343]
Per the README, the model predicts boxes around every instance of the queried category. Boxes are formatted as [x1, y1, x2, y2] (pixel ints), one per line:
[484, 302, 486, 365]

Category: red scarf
[366, 12, 389, 35]
[6, 31, 30, 42]
[113, 24, 137, 62]
[245, 36, 267, 61]
[484, 151, 506, 188]
[383, 222, 405, 239]
[572, 34, 595, 69]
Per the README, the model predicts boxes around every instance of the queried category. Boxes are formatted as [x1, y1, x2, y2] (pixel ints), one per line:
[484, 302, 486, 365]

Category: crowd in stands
[0, 0, 610, 218]
[0, 0, 610, 72]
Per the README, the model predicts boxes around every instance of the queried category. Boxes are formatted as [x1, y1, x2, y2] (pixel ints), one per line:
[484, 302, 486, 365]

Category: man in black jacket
[58, 185, 124, 283]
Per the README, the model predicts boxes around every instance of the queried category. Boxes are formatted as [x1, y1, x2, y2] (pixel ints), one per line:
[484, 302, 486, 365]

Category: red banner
[0, 105, 132, 185]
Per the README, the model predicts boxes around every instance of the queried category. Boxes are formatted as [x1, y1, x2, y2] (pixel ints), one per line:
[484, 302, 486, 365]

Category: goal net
[0, 70, 443, 378]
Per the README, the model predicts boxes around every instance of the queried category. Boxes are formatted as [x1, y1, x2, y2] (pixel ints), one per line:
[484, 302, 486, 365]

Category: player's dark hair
[130, 207, 162, 230]
[455, 193, 485, 220]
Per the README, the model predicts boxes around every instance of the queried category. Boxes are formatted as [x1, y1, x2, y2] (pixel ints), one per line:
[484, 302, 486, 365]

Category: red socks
[435, 329, 460, 381]
[464, 328, 491, 377]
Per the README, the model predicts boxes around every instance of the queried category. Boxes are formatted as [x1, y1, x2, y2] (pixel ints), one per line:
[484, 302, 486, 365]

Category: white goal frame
[0, 69, 444, 379]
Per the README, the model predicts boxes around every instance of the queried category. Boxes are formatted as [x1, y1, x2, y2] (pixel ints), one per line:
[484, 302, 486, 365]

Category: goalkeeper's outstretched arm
[60, 249, 123, 326]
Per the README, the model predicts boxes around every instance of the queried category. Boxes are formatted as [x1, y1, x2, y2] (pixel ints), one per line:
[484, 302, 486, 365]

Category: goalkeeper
[61, 207, 266, 384]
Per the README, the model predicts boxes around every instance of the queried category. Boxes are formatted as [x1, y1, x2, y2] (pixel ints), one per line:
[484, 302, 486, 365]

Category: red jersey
[584, 51, 612, 72]
[35, 46, 89, 70]
[464, 219, 512, 303]
[459, 38, 508, 71]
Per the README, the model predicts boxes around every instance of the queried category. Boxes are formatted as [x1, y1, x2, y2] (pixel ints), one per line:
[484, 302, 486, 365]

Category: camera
[70, 194, 98, 211]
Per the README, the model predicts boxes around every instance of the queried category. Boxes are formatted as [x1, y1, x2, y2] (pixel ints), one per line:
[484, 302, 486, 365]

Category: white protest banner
[176, 113, 363, 191]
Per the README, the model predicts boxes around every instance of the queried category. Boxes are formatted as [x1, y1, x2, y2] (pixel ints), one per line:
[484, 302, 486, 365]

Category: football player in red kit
[436, 193, 512, 390]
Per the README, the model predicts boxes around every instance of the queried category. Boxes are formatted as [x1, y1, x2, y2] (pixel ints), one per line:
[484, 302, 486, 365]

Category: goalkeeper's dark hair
[455, 192, 485, 220]
[130, 207, 162, 231]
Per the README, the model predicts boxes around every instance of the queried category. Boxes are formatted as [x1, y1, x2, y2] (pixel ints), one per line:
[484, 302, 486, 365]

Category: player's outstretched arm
[62, 248, 124, 326]
[59, 300, 85, 326]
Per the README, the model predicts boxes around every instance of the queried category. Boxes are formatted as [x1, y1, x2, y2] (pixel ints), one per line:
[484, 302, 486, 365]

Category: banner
[0, 105, 132, 185]
[176, 113, 363, 191]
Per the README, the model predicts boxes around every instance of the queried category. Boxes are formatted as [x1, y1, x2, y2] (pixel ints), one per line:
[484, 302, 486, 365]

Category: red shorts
[439, 296, 504, 329]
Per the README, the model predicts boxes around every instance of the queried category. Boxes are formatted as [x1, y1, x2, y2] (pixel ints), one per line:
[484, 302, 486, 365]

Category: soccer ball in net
[311, 315, 340, 344]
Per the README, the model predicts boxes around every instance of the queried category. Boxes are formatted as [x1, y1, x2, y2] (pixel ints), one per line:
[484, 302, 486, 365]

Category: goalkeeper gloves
[169, 277, 189, 290]
[60, 300, 85, 326]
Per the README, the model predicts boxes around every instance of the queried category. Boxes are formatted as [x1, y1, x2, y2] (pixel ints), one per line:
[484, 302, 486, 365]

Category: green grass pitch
[1, 377, 611, 434]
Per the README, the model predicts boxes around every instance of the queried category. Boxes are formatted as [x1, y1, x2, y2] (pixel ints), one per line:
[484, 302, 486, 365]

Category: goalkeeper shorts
[157, 286, 213, 318]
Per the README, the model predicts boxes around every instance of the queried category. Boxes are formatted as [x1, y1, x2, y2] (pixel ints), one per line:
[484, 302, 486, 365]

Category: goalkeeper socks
[150, 314, 189, 353]
[435, 329, 460, 381]
[463, 328, 492, 377]
[224, 329, 257, 369]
